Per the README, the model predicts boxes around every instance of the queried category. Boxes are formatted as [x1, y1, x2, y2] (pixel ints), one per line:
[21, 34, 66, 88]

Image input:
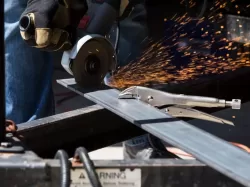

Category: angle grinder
[61, 34, 117, 88]
[61, 0, 121, 88]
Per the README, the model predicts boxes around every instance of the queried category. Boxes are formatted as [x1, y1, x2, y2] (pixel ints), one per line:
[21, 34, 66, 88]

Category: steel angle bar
[17, 105, 144, 158]
[83, 89, 250, 187]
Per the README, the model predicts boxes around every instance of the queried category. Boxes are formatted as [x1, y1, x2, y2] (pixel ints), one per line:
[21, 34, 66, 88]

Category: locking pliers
[118, 86, 241, 126]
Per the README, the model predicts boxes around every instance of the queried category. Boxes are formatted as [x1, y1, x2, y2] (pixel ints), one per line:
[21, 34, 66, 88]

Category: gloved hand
[19, 0, 88, 51]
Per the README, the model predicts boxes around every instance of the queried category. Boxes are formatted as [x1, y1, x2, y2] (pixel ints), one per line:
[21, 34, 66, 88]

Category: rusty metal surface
[84, 88, 250, 187]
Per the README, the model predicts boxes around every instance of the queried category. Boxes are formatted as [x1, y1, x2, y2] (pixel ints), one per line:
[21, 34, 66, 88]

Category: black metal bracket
[0, 134, 24, 153]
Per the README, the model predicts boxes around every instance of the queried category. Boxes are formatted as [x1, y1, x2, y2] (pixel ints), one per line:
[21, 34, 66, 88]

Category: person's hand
[19, 0, 88, 52]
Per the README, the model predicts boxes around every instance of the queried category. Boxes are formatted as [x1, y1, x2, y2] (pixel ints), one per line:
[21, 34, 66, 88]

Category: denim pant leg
[5, 0, 55, 124]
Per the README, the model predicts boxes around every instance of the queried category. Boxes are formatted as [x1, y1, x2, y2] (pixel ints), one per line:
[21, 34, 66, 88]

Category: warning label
[71, 168, 141, 187]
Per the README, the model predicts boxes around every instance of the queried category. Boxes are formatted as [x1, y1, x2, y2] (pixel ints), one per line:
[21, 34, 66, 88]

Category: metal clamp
[119, 86, 241, 126]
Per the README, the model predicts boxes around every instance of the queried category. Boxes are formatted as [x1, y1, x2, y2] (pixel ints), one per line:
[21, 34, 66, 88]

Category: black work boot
[123, 134, 179, 159]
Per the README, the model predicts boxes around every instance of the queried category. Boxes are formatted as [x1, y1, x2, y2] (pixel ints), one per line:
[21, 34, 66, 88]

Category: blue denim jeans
[5, 0, 55, 124]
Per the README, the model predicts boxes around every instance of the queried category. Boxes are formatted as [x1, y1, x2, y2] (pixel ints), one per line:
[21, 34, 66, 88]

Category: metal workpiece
[119, 86, 241, 109]
[84, 89, 250, 187]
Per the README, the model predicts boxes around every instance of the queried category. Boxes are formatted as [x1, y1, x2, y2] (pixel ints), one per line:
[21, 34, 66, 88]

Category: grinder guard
[61, 0, 121, 88]
[61, 34, 117, 88]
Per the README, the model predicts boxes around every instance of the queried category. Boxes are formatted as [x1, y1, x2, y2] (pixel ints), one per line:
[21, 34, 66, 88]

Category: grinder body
[61, 0, 121, 88]
[61, 34, 117, 87]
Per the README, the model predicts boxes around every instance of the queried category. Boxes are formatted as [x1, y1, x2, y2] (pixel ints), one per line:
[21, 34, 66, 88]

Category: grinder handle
[85, 0, 121, 36]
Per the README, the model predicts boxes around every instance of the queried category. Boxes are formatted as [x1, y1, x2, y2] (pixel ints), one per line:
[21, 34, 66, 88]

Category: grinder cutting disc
[70, 35, 116, 88]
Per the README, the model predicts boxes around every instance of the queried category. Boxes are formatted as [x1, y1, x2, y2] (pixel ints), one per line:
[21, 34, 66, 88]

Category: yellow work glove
[19, 0, 88, 52]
